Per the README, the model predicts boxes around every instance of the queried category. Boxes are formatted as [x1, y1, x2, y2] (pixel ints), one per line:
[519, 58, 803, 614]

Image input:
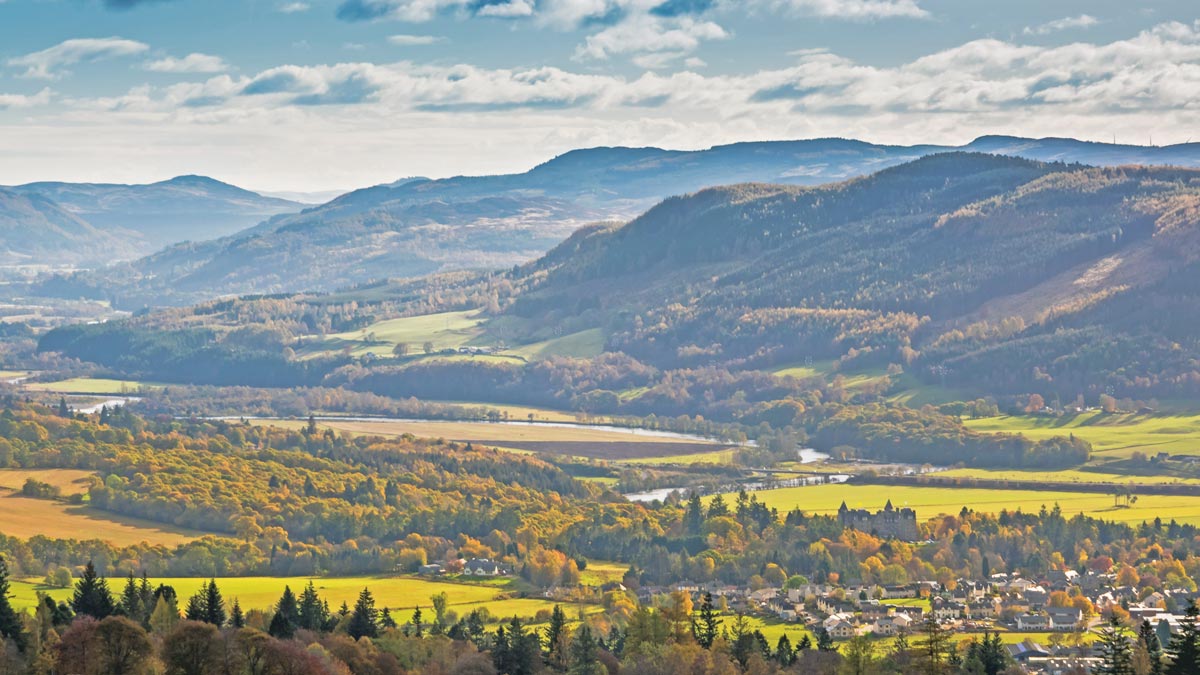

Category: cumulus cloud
[8, 37, 149, 79]
[0, 88, 52, 110]
[576, 14, 728, 66]
[388, 34, 446, 45]
[14, 21, 1200, 191]
[145, 53, 229, 73]
[1024, 14, 1100, 36]
[751, 0, 928, 20]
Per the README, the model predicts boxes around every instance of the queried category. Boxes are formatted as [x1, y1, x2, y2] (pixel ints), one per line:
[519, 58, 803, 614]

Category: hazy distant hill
[0, 188, 135, 266]
[10, 175, 302, 255]
[44, 135, 1200, 307]
[42, 152, 1200, 405]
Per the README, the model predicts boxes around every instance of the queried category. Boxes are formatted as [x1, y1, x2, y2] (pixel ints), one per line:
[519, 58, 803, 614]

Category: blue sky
[2, 0, 1199, 192]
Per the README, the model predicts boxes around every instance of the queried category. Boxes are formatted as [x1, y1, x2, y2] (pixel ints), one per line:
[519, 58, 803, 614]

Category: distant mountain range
[31, 135, 1200, 306]
[0, 176, 302, 267]
[42, 152, 1200, 406]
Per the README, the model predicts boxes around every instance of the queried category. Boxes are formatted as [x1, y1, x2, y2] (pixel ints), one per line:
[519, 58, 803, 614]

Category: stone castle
[838, 500, 919, 540]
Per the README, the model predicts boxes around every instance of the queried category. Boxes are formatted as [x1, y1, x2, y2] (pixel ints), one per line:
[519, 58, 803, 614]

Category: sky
[2, 1, 1200, 193]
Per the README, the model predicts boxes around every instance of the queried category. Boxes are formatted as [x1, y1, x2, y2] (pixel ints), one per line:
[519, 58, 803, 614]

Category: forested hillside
[0, 189, 135, 266]
[42, 136, 1200, 308]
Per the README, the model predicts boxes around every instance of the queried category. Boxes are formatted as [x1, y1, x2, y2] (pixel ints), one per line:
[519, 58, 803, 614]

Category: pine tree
[57, 397, 70, 417]
[203, 579, 226, 627]
[230, 600, 245, 629]
[185, 593, 205, 621]
[916, 614, 952, 674]
[410, 606, 423, 638]
[0, 556, 26, 652]
[816, 626, 835, 651]
[298, 581, 325, 631]
[694, 592, 720, 649]
[568, 624, 600, 675]
[347, 588, 379, 640]
[119, 572, 143, 622]
[685, 492, 704, 535]
[379, 607, 397, 629]
[1095, 616, 1135, 675]
[546, 605, 569, 669]
[71, 561, 115, 619]
[775, 634, 794, 666]
[797, 633, 812, 651]
[1138, 619, 1164, 675]
[1167, 600, 1200, 675]
[269, 586, 299, 638]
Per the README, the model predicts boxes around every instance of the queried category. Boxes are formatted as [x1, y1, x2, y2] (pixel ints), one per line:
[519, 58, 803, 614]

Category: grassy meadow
[963, 411, 1200, 460]
[713, 483, 1200, 525]
[0, 495, 205, 546]
[9, 574, 591, 622]
[23, 377, 161, 394]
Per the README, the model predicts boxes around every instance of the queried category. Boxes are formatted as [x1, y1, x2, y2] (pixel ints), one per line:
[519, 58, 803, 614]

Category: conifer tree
[1138, 619, 1164, 675]
[297, 581, 325, 631]
[1167, 600, 1200, 675]
[148, 594, 179, 635]
[546, 605, 569, 670]
[71, 561, 115, 619]
[1096, 616, 1135, 675]
[347, 588, 379, 640]
[269, 586, 299, 638]
[694, 592, 720, 649]
[0, 556, 26, 652]
[203, 579, 226, 627]
[379, 607, 397, 629]
[775, 634, 794, 667]
[229, 599, 245, 629]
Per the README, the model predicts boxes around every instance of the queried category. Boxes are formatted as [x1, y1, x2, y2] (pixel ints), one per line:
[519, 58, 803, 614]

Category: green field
[24, 377, 161, 394]
[10, 575, 581, 622]
[623, 448, 737, 465]
[506, 329, 605, 361]
[934, 467, 1200, 485]
[714, 483, 1200, 525]
[301, 310, 487, 359]
[964, 412, 1200, 459]
[425, 400, 587, 424]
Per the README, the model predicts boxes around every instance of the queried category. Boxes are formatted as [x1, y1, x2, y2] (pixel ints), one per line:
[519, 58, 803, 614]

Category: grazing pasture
[23, 377, 160, 394]
[716, 483, 1200, 525]
[963, 412, 1200, 459]
[0, 468, 96, 495]
[10, 574, 593, 623]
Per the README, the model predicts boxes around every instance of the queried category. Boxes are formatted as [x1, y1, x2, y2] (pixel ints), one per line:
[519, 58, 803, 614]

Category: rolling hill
[8, 175, 302, 258]
[0, 188, 135, 267]
[39, 152, 1200, 406]
[48, 135, 1200, 308]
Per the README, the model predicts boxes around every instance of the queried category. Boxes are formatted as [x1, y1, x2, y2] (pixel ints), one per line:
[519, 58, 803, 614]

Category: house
[1024, 587, 1049, 609]
[966, 600, 998, 619]
[872, 614, 912, 636]
[1045, 570, 1079, 590]
[1016, 614, 1051, 630]
[1046, 607, 1083, 631]
[464, 558, 512, 576]
[828, 620, 860, 639]
[1005, 640, 1051, 663]
[860, 604, 892, 621]
[931, 599, 965, 621]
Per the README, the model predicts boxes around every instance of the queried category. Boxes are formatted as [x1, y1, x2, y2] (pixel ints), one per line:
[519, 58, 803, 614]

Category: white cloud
[388, 34, 446, 45]
[145, 53, 229, 74]
[12, 22, 1200, 191]
[575, 14, 728, 66]
[752, 0, 928, 20]
[278, 1, 310, 12]
[1024, 14, 1100, 36]
[0, 88, 52, 110]
[476, 0, 533, 17]
[8, 37, 149, 79]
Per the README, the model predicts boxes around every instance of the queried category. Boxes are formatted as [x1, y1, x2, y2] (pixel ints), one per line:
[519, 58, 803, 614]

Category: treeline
[11, 554, 1145, 675]
[811, 404, 1091, 468]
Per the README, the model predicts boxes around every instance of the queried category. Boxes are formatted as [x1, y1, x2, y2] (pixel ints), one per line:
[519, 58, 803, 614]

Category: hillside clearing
[963, 412, 1200, 459]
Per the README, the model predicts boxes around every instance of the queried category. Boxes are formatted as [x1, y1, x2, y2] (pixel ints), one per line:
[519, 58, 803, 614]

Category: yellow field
[0, 468, 96, 495]
[964, 412, 1200, 459]
[0, 494, 204, 546]
[933, 467, 1200, 485]
[23, 377, 160, 394]
[623, 448, 737, 465]
[713, 483, 1200, 525]
[11, 575, 590, 622]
